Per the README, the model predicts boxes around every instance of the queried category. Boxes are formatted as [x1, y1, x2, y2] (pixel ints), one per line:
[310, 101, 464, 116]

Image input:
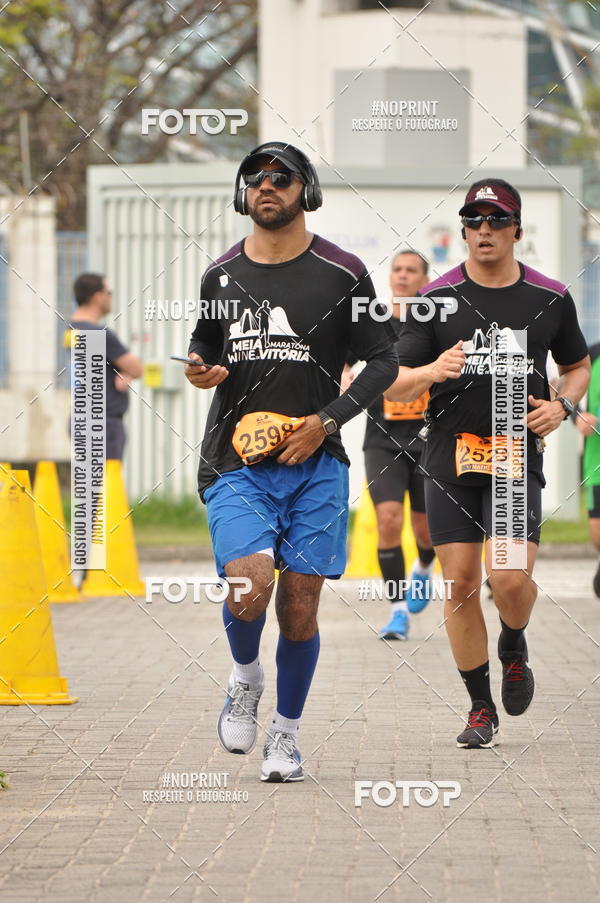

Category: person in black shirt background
[386, 179, 590, 749]
[185, 142, 397, 782]
[68, 272, 142, 460]
[361, 251, 436, 641]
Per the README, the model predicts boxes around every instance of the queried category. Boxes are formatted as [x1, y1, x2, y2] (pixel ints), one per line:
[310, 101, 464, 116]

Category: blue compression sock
[222, 604, 266, 664]
[275, 632, 321, 719]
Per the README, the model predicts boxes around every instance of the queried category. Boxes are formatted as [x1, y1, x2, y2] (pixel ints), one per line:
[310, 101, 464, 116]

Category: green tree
[0, 0, 257, 228]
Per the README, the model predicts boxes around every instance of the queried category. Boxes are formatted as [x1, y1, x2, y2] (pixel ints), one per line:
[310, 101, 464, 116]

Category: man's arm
[113, 351, 143, 380]
[527, 356, 591, 438]
[384, 341, 466, 402]
[185, 275, 229, 389]
[275, 345, 398, 466]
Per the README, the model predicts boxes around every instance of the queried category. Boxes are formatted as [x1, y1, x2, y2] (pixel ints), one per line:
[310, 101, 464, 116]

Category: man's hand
[575, 411, 598, 438]
[526, 395, 566, 437]
[184, 353, 229, 389]
[340, 363, 355, 394]
[429, 340, 465, 383]
[276, 414, 326, 465]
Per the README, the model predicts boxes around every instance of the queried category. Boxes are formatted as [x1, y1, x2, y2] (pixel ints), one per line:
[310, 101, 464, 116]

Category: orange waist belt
[455, 433, 524, 479]
[232, 411, 305, 466]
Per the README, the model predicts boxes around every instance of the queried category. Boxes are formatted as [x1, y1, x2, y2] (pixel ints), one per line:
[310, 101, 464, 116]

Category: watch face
[324, 418, 337, 434]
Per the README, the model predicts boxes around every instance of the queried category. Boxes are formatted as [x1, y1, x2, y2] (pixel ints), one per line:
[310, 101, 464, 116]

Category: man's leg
[260, 570, 324, 783]
[588, 486, 600, 597]
[486, 541, 538, 716]
[406, 460, 436, 613]
[375, 500, 411, 639]
[436, 541, 499, 748]
[365, 447, 410, 639]
[216, 552, 276, 755]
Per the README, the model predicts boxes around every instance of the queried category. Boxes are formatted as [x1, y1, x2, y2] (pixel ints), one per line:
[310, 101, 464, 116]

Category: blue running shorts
[204, 451, 349, 578]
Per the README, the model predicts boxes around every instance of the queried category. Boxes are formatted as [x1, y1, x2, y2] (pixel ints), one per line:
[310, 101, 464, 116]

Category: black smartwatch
[317, 411, 338, 435]
[555, 396, 574, 420]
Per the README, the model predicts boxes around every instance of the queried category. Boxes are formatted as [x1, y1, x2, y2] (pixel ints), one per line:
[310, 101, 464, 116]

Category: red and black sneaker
[456, 701, 499, 748]
[499, 648, 535, 715]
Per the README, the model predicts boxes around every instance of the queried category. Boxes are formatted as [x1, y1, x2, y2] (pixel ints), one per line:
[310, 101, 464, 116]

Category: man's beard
[249, 195, 303, 230]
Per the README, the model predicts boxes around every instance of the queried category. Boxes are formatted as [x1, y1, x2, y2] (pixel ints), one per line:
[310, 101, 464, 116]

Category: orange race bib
[455, 433, 524, 479]
[383, 390, 430, 421]
[232, 412, 306, 466]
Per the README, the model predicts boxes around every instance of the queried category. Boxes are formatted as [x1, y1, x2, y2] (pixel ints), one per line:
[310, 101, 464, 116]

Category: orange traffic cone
[0, 470, 77, 705]
[33, 461, 83, 603]
[82, 460, 145, 597]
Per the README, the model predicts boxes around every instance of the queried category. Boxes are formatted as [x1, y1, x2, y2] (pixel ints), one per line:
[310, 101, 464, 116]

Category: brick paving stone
[0, 557, 598, 902]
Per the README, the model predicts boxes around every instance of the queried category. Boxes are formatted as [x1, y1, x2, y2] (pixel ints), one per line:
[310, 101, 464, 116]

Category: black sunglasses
[461, 213, 517, 230]
[243, 170, 299, 189]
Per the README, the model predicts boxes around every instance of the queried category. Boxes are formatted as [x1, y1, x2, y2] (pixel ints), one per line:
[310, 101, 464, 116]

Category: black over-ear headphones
[233, 142, 323, 215]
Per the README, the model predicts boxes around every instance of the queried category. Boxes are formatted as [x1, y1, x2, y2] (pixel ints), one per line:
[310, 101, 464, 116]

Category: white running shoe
[260, 730, 303, 783]
[217, 670, 264, 754]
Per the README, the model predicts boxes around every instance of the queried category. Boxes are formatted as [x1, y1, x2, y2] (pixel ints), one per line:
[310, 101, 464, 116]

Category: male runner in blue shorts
[386, 179, 589, 748]
[186, 142, 397, 781]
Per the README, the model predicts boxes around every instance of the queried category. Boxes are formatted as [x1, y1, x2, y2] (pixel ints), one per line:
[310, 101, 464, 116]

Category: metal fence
[56, 231, 87, 387]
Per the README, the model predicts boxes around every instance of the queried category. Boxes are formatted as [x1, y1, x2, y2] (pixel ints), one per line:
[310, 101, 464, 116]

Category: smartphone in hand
[170, 355, 214, 370]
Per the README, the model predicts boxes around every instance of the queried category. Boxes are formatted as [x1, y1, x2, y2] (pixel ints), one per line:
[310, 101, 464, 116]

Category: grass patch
[62, 491, 591, 548]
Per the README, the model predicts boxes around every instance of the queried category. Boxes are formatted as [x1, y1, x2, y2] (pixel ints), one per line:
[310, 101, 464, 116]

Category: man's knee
[224, 552, 275, 618]
[376, 502, 404, 543]
[490, 570, 533, 601]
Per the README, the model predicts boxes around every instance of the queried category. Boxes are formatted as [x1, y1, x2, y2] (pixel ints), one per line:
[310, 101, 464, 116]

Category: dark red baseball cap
[459, 182, 521, 217]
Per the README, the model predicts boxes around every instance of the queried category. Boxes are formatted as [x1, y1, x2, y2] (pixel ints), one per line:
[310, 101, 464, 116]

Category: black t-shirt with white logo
[394, 262, 588, 486]
[190, 235, 397, 499]
[363, 316, 425, 454]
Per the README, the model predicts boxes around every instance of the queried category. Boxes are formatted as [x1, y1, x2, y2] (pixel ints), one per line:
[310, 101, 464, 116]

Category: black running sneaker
[456, 702, 499, 748]
[499, 648, 534, 716]
[593, 560, 600, 599]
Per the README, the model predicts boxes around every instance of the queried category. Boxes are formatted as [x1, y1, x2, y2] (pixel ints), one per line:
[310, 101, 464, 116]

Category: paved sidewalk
[0, 558, 598, 903]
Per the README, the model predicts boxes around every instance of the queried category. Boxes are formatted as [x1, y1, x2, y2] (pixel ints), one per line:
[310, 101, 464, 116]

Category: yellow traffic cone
[33, 462, 83, 603]
[345, 485, 440, 578]
[345, 483, 380, 577]
[82, 460, 145, 597]
[0, 471, 77, 705]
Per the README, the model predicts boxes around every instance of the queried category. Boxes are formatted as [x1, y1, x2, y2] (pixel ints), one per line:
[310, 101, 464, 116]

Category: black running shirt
[190, 235, 398, 499]
[394, 262, 588, 486]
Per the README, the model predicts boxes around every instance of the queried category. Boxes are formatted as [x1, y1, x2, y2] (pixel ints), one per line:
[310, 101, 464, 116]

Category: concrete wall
[0, 196, 70, 464]
[258, 1, 527, 169]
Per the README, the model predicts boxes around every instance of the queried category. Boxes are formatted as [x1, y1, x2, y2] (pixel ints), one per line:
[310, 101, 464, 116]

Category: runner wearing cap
[386, 178, 590, 748]
[186, 141, 397, 781]
[361, 251, 437, 641]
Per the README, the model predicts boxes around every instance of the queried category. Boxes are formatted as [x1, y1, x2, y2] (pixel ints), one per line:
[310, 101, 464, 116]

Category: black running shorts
[587, 484, 600, 518]
[424, 472, 543, 545]
[365, 445, 426, 511]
